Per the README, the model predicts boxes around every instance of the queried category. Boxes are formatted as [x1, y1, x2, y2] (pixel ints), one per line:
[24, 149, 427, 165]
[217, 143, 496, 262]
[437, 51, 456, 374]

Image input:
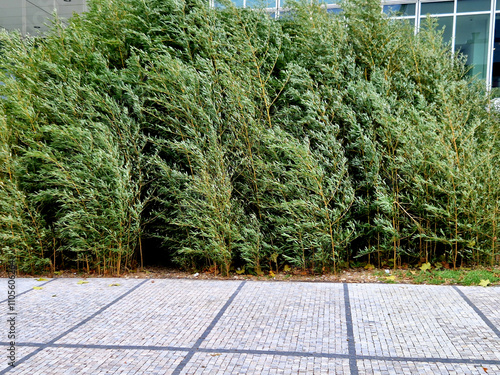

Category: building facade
[1, 0, 500, 87]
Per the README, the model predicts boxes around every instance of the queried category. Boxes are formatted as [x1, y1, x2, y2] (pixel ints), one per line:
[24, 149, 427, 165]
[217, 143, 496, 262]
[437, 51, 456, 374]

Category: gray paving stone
[1, 278, 144, 344]
[0, 279, 498, 374]
[3, 347, 185, 375]
[200, 281, 348, 354]
[181, 353, 350, 374]
[1, 278, 53, 299]
[0, 345, 38, 373]
[455, 286, 500, 338]
[56, 279, 241, 347]
[357, 360, 500, 375]
[348, 283, 500, 360]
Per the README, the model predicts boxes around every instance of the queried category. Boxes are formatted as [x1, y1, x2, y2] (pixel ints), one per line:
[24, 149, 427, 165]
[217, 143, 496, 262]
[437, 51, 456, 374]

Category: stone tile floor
[0, 278, 498, 374]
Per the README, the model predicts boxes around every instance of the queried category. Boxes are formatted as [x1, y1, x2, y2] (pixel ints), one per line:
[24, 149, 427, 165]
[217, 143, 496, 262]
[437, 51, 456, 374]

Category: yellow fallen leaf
[364, 264, 375, 270]
[35, 278, 49, 282]
[269, 271, 275, 277]
[479, 279, 491, 287]
[420, 262, 431, 271]
[77, 281, 89, 285]
[109, 283, 120, 287]
[284, 265, 291, 272]
[235, 267, 245, 275]
[386, 275, 396, 281]
[33, 286, 43, 290]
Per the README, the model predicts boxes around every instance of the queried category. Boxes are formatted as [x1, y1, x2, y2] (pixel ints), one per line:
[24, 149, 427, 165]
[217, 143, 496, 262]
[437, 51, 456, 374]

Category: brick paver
[0, 278, 499, 374]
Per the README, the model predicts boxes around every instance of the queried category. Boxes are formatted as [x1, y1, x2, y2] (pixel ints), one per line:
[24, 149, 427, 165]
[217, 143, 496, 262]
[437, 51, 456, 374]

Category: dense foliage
[1, 0, 499, 275]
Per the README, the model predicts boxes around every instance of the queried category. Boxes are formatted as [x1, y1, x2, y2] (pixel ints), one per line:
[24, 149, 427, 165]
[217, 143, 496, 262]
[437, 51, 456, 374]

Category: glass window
[492, 15, 500, 87]
[383, 4, 416, 17]
[390, 17, 416, 29]
[245, 0, 276, 8]
[420, 1, 454, 15]
[407, 17, 416, 27]
[457, 0, 490, 13]
[455, 14, 490, 80]
[420, 16, 453, 45]
[326, 7, 343, 14]
[497, 0, 500, 11]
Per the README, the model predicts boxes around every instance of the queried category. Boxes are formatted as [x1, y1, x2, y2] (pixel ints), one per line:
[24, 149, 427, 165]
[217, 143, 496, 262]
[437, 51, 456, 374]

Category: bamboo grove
[0, 0, 499, 275]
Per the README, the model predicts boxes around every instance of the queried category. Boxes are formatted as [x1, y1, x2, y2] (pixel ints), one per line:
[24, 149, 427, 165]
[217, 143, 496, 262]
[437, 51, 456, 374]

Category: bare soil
[0, 266, 449, 284]
[5, 266, 500, 286]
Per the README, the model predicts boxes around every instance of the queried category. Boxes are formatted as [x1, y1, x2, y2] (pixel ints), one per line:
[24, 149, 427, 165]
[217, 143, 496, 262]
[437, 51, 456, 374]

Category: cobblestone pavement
[0, 278, 499, 374]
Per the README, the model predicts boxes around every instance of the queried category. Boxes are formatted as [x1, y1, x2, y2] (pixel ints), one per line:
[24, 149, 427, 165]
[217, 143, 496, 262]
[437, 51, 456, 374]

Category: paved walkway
[0, 278, 499, 374]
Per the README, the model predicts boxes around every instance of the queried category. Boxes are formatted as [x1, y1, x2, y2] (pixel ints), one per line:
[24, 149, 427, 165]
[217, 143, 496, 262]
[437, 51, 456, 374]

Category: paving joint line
[171, 280, 246, 375]
[3, 281, 500, 372]
[5, 341, 500, 366]
[0, 279, 149, 374]
[343, 283, 359, 375]
[0, 279, 57, 304]
[453, 285, 500, 339]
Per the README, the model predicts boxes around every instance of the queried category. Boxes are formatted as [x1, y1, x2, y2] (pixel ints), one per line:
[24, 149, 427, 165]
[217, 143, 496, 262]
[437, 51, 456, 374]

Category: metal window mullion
[415, 0, 421, 34]
[451, 0, 457, 52]
[487, 0, 496, 89]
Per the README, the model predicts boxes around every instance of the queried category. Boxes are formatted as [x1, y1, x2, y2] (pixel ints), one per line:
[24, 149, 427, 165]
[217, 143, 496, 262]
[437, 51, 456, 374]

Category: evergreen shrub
[0, 0, 498, 274]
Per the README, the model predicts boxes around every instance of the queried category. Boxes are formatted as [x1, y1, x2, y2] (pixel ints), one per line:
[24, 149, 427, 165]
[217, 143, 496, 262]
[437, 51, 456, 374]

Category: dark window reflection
[421, 1, 454, 15]
[383, 4, 416, 17]
[455, 14, 490, 81]
[492, 15, 500, 87]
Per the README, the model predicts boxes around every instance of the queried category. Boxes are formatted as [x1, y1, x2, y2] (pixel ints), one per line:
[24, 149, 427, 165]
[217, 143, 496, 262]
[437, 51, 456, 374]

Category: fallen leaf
[420, 262, 431, 271]
[284, 265, 291, 272]
[235, 267, 245, 275]
[35, 278, 49, 282]
[269, 271, 275, 277]
[386, 276, 396, 281]
[479, 279, 491, 287]
[77, 280, 89, 285]
[364, 264, 375, 270]
[33, 286, 43, 290]
[109, 283, 120, 287]
[210, 353, 221, 357]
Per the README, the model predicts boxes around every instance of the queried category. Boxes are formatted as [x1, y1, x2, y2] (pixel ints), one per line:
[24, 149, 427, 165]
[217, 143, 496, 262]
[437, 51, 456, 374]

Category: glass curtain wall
[2, 0, 500, 87]
[221, 0, 499, 87]
[373, 0, 497, 86]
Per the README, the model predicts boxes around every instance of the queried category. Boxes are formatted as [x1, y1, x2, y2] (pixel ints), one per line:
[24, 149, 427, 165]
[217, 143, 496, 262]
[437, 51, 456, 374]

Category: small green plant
[462, 270, 499, 286]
